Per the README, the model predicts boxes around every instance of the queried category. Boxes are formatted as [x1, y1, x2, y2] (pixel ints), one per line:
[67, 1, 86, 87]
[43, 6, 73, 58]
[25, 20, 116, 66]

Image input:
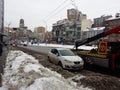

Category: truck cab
[74, 26, 120, 70]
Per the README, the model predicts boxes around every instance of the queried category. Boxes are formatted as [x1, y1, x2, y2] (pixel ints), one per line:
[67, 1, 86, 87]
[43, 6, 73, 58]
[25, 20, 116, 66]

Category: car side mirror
[56, 53, 59, 56]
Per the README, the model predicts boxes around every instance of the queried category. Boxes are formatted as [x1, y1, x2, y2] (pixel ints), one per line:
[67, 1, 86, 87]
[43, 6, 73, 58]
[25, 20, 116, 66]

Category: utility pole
[7, 23, 11, 50]
[71, 0, 77, 41]
[8, 23, 11, 38]
[43, 20, 48, 42]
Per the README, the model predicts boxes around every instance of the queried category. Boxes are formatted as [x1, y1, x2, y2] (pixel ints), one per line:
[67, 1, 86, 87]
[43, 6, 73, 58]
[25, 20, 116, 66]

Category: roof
[105, 17, 120, 21]
[84, 27, 105, 31]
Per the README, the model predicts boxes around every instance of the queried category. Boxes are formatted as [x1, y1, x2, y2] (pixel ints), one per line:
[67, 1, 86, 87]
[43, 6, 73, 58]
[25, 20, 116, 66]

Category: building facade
[34, 26, 45, 42]
[52, 8, 91, 43]
[93, 15, 112, 28]
[67, 8, 87, 21]
[105, 13, 120, 30]
[67, 8, 81, 21]
[0, 0, 4, 42]
[52, 19, 66, 42]
[18, 18, 29, 41]
[82, 27, 105, 39]
[34, 26, 45, 33]
[82, 27, 105, 45]
[19, 19, 24, 28]
[104, 13, 120, 40]
[64, 20, 81, 41]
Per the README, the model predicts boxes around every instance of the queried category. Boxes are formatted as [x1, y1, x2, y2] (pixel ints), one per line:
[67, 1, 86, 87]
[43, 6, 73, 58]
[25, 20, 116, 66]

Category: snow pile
[30, 43, 97, 51]
[0, 50, 90, 90]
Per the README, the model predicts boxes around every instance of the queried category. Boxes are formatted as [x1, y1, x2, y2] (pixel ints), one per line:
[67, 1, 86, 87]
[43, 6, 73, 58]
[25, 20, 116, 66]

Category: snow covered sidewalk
[0, 50, 91, 90]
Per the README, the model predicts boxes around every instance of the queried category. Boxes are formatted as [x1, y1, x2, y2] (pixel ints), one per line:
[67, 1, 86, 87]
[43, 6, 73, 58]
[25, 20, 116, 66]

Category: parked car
[48, 48, 84, 70]
[21, 41, 28, 46]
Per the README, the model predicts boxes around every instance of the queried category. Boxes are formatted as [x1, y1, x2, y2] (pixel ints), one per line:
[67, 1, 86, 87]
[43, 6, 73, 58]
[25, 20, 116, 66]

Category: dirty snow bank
[0, 50, 91, 90]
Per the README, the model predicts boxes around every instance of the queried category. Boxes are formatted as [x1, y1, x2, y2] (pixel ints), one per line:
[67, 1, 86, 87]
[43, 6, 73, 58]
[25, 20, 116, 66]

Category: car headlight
[64, 59, 73, 63]
[81, 60, 84, 64]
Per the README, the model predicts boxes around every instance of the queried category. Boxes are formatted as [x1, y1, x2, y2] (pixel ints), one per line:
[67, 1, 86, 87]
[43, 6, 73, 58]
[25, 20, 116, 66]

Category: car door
[49, 49, 59, 64]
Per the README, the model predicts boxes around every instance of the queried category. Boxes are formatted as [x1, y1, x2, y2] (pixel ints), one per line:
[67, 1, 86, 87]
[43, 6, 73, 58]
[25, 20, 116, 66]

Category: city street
[1, 0, 120, 90]
[19, 45, 52, 55]
[13, 45, 120, 90]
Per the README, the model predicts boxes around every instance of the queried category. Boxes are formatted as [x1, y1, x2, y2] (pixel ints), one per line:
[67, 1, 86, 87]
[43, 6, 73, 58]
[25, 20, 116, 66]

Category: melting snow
[0, 50, 91, 90]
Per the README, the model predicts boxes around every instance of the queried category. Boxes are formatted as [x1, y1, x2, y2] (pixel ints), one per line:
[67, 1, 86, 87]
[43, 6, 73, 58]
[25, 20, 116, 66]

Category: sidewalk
[0, 46, 9, 87]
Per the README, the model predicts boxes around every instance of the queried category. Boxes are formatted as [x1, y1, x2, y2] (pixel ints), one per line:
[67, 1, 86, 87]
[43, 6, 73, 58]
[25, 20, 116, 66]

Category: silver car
[48, 48, 84, 70]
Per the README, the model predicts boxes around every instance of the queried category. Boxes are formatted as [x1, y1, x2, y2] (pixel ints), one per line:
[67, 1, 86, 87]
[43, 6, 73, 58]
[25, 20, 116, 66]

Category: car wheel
[58, 61, 64, 68]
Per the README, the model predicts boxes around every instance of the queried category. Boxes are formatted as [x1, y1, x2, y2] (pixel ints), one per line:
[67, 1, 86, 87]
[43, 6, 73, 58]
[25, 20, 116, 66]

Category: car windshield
[59, 50, 75, 56]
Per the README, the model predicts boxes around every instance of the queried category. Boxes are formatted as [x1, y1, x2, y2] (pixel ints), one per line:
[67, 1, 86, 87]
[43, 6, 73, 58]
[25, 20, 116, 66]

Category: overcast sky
[5, 0, 120, 31]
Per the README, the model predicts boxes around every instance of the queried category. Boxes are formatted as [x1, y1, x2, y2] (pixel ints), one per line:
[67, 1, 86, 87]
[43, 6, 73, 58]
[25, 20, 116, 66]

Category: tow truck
[74, 26, 120, 70]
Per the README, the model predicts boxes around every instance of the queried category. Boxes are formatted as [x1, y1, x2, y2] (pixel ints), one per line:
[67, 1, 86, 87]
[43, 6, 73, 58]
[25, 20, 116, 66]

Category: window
[59, 50, 75, 56]
[51, 49, 58, 55]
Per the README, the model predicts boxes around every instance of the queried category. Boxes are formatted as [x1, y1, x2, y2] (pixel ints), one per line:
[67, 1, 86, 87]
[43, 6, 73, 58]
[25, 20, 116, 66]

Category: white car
[48, 48, 84, 70]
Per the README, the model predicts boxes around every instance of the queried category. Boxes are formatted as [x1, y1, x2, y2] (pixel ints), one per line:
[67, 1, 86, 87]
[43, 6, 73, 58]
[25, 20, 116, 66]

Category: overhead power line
[47, 3, 71, 21]
[43, 0, 69, 20]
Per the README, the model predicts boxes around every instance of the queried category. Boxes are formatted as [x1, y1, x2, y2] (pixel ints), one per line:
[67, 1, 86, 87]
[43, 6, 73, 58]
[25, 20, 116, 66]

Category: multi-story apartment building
[52, 8, 91, 43]
[67, 8, 87, 21]
[52, 19, 81, 42]
[64, 20, 81, 41]
[82, 27, 105, 45]
[82, 27, 105, 39]
[18, 18, 29, 41]
[105, 13, 120, 30]
[0, 0, 4, 41]
[104, 13, 120, 40]
[34, 26, 45, 42]
[81, 19, 92, 39]
[52, 19, 66, 42]
[34, 26, 45, 33]
[92, 15, 112, 28]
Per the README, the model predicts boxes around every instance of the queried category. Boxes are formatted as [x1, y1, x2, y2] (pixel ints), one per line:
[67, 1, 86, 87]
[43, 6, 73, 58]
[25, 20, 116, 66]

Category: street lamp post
[43, 20, 48, 42]
[8, 23, 11, 36]
[73, 21, 76, 40]
[71, 0, 78, 42]
[43, 20, 47, 32]
[7, 23, 11, 50]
